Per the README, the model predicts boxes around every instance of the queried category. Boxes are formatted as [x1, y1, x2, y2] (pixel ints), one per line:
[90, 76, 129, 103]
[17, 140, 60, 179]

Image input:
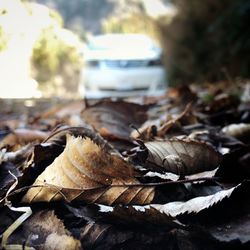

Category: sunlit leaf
[22, 135, 154, 205]
[151, 183, 241, 217]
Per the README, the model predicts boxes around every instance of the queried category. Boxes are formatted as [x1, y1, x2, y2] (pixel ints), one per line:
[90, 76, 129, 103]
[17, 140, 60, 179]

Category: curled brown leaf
[129, 139, 222, 176]
[22, 135, 154, 205]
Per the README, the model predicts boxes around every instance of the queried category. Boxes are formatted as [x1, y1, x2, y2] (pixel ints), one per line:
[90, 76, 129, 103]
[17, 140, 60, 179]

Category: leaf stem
[110, 176, 221, 188]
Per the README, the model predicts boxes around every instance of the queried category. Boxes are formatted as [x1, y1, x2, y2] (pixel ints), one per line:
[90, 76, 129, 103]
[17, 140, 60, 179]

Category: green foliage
[0, 8, 8, 52]
[32, 27, 82, 83]
[0, 26, 7, 52]
[49, 8, 64, 27]
[158, 0, 250, 85]
[102, 14, 160, 41]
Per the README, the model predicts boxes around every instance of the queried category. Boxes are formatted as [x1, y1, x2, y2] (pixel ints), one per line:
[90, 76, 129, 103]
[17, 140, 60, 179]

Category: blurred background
[0, 0, 249, 99]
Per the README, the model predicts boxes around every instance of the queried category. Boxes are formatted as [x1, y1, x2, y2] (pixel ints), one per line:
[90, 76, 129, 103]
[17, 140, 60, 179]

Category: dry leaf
[66, 203, 182, 228]
[31, 126, 114, 179]
[81, 100, 148, 140]
[43, 125, 114, 152]
[157, 103, 193, 137]
[44, 233, 81, 250]
[167, 85, 198, 105]
[6, 210, 81, 250]
[80, 217, 220, 250]
[0, 129, 49, 150]
[151, 183, 241, 217]
[143, 139, 222, 175]
[131, 104, 196, 140]
[222, 123, 250, 142]
[80, 221, 181, 250]
[22, 135, 154, 205]
[38, 100, 85, 120]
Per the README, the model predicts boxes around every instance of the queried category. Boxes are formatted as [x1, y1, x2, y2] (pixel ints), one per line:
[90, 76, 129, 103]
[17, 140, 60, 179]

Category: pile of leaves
[1, 83, 250, 249]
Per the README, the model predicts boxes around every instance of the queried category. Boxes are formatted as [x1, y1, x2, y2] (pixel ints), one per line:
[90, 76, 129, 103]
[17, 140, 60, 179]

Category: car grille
[105, 60, 149, 68]
[87, 59, 162, 68]
[99, 87, 148, 92]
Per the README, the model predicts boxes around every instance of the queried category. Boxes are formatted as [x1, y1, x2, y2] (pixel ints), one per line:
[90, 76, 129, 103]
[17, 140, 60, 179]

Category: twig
[158, 103, 192, 137]
[1, 172, 34, 250]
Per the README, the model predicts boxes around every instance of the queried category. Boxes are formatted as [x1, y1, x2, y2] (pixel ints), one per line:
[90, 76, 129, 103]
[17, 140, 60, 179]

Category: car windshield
[87, 34, 157, 51]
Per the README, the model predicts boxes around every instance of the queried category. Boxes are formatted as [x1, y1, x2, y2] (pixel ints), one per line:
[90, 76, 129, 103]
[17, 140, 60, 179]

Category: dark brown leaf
[80, 221, 179, 250]
[81, 100, 148, 140]
[80, 221, 222, 250]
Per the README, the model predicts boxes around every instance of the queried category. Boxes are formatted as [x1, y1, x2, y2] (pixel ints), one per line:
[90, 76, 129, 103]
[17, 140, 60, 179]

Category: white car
[79, 34, 167, 98]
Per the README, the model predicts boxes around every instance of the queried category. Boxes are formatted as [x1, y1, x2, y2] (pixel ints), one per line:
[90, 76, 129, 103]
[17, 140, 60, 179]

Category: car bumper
[79, 66, 167, 98]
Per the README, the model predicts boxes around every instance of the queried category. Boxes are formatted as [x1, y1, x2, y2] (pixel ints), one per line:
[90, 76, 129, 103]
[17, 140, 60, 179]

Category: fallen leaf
[222, 123, 250, 143]
[80, 221, 179, 250]
[130, 139, 222, 175]
[151, 183, 242, 217]
[157, 103, 194, 137]
[177, 181, 250, 244]
[0, 144, 33, 165]
[167, 85, 198, 105]
[37, 100, 85, 120]
[66, 203, 182, 228]
[81, 100, 148, 140]
[43, 125, 114, 152]
[0, 128, 49, 150]
[131, 104, 196, 140]
[22, 135, 154, 205]
[6, 210, 81, 250]
[215, 146, 250, 181]
[80, 221, 221, 250]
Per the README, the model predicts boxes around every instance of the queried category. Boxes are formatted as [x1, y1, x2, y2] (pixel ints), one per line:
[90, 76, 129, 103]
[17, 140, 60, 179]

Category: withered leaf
[80, 221, 221, 250]
[80, 221, 180, 250]
[222, 123, 250, 143]
[37, 100, 85, 120]
[151, 183, 242, 217]
[97, 204, 184, 228]
[81, 100, 148, 140]
[0, 128, 49, 150]
[66, 203, 182, 228]
[43, 125, 114, 152]
[143, 139, 222, 175]
[6, 210, 81, 250]
[177, 181, 250, 244]
[86, 183, 241, 226]
[31, 126, 114, 173]
[22, 135, 154, 205]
